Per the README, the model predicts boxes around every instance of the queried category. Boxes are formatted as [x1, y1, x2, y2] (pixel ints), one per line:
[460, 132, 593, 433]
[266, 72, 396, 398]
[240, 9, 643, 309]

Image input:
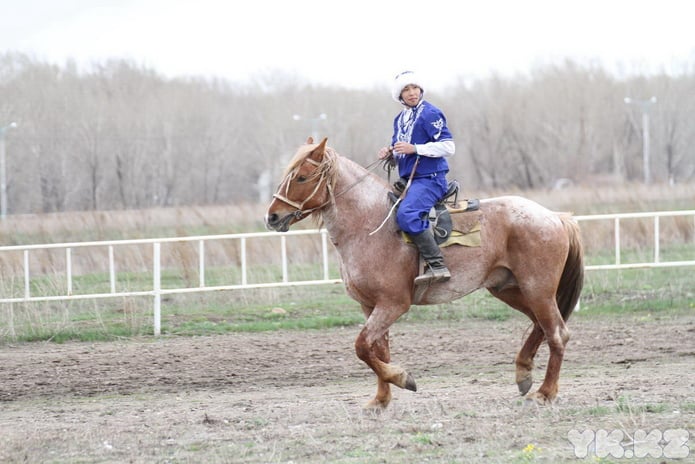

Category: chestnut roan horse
[265, 138, 584, 409]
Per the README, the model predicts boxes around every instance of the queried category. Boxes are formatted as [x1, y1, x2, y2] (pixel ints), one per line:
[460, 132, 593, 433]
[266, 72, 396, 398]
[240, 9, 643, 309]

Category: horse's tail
[556, 214, 584, 322]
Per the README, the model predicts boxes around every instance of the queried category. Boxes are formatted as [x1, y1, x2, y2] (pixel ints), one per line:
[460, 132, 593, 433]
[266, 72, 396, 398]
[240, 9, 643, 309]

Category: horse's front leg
[364, 332, 393, 409]
[355, 304, 414, 409]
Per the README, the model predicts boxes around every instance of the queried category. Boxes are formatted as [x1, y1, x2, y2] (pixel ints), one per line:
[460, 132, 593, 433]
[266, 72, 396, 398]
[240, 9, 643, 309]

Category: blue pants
[396, 173, 448, 235]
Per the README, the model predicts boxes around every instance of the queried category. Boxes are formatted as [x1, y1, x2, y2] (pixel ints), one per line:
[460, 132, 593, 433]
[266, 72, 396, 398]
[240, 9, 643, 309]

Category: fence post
[198, 240, 205, 287]
[108, 245, 116, 293]
[66, 247, 72, 295]
[321, 230, 330, 280]
[281, 235, 288, 283]
[240, 237, 247, 286]
[614, 217, 621, 265]
[654, 216, 660, 263]
[153, 242, 161, 336]
[23, 249, 30, 299]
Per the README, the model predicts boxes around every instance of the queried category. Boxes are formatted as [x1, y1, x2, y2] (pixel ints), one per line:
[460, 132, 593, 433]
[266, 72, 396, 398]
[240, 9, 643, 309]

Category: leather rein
[272, 156, 385, 222]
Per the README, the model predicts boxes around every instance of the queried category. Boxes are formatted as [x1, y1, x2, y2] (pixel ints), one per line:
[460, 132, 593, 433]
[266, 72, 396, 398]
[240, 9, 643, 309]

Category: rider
[378, 70, 455, 285]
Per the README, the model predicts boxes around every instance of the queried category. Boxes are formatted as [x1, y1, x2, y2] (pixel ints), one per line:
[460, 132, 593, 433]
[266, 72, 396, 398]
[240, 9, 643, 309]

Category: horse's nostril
[266, 213, 281, 226]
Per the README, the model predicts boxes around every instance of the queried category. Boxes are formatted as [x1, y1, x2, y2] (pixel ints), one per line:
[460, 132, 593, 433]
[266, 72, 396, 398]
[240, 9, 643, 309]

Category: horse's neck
[322, 157, 392, 241]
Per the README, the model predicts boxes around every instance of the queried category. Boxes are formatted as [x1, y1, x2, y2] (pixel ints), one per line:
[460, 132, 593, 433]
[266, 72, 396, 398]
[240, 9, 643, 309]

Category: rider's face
[400, 84, 422, 107]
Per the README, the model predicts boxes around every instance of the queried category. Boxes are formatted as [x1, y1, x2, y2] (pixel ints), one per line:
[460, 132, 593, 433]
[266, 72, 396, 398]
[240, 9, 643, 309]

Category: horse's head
[265, 137, 336, 232]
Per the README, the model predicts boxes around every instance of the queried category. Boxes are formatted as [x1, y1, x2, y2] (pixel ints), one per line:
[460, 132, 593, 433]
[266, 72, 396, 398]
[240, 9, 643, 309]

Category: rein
[272, 156, 384, 221]
[369, 155, 420, 235]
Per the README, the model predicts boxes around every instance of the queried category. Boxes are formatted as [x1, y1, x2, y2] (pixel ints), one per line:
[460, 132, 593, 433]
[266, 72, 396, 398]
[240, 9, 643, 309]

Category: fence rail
[1, 210, 693, 335]
[574, 210, 695, 270]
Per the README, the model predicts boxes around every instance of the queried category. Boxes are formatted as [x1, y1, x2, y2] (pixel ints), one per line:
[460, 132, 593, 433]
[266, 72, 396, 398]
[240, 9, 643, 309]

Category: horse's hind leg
[488, 287, 545, 396]
[496, 289, 570, 404]
[515, 324, 544, 395]
[525, 301, 570, 404]
[527, 312, 570, 403]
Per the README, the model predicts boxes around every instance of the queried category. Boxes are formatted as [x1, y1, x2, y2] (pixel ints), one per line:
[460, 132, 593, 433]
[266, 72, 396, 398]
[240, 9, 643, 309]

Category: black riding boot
[409, 231, 451, 285]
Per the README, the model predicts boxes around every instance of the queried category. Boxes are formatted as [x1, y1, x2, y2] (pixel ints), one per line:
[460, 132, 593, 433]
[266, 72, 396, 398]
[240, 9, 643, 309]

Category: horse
[265, 137, 584, 409]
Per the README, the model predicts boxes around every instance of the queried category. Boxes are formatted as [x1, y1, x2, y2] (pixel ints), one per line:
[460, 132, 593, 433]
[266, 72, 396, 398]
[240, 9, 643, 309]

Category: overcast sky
[2, 0, 694, 92]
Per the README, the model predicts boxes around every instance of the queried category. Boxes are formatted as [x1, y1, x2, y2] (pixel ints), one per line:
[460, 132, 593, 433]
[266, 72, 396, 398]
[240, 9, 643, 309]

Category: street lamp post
[624, 96, 657, 184]
[292, 113, 328, 141]
[0, 122, 18, 220]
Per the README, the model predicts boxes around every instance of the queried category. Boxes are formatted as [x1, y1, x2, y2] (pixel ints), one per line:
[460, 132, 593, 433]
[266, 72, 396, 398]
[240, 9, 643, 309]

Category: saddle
[389, 180, 481, 245]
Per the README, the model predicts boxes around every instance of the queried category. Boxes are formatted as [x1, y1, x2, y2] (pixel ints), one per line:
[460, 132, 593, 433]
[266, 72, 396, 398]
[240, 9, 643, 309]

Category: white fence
[0, 210, 693, 335]
[574, 210, 695, 270]
[0, 229, 340, 335]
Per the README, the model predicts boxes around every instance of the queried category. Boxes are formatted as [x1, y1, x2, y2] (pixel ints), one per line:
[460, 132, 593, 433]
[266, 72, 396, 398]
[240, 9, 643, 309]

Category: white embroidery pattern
[431, 118, 444, 140]
[396, 104, 425, 145]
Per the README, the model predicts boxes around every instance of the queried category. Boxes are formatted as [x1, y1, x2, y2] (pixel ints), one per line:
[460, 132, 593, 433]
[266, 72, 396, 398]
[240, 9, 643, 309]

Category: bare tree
[1, 53, 695, 215]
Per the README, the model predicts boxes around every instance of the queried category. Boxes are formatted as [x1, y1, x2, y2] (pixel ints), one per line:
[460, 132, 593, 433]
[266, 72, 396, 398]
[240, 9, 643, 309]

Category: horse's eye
[297, 175, 307, 183]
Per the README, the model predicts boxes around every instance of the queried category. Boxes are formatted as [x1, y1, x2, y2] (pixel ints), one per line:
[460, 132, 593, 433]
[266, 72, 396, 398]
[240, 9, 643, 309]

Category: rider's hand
[393, 141, 416, 155]
[378, 146, 393, 160]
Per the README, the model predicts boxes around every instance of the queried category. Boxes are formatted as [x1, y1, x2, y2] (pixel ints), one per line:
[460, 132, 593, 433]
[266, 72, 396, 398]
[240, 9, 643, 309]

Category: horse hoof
[364, 399, 389, 411]
[517, 378, 533, 396]
[524, 391, 551, 405]
[404, 373, 417, 392]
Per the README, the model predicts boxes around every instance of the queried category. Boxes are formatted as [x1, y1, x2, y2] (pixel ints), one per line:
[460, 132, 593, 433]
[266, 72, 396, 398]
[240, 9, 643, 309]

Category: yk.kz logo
[568, 429, 689, 459]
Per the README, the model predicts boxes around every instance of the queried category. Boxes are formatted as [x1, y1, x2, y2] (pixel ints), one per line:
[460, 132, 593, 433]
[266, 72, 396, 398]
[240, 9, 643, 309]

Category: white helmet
[391, 70, 424, 104]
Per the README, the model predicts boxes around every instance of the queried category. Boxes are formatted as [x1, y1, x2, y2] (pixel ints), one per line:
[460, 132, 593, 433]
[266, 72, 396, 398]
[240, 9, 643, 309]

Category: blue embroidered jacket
[390, 100, 452, 177]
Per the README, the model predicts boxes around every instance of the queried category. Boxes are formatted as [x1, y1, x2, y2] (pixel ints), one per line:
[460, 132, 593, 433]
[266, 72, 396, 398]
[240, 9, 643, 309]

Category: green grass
[584, 243, 695, 267]
[586, 405, 612, 416]
[615, 396, 673, 415]
[578, 267, 694, 316]
[2, 262, 340, 299]
[0, 254, 693, 343]
[411, 432, 434, 446]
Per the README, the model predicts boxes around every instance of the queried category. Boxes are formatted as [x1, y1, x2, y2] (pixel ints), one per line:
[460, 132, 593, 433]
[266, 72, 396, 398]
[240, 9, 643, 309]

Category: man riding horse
[378, 71, 455, 286]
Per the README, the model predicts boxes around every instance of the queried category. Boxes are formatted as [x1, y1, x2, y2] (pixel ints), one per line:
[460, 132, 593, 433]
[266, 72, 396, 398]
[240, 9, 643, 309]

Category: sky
[1, 0, 694, 92]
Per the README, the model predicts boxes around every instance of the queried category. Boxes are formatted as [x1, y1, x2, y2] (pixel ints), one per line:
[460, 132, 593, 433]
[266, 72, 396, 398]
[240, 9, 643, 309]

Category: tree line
[1, 52, 694, 214]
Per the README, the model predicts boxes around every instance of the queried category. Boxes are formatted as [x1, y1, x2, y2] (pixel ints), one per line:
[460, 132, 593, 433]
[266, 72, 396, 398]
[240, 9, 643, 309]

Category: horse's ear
[306, 136, 314, 144]
[308, 137, 328, 162]
[317, 137, 328, 151]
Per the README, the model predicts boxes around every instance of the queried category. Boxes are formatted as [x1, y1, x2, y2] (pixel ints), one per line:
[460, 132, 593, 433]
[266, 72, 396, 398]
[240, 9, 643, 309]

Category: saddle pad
[402, 220, 481, 248]
[440, 222, 481, 248]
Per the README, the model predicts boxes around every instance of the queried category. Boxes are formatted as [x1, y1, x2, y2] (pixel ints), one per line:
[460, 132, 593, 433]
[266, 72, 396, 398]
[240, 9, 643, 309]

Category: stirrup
[414, 265, 451, 286]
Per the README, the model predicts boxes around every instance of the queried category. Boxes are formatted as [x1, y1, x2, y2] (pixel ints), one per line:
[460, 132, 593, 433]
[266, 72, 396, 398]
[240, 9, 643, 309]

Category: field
[1, 309, 693, 463]
[0, 184, 694, 463]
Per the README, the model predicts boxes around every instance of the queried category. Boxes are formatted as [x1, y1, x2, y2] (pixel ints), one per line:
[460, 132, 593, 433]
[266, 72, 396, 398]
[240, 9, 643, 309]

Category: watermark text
[567, 428, 689, 459]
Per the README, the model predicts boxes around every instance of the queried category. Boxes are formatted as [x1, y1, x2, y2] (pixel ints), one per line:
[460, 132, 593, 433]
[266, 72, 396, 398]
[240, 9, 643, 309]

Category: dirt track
[1, 314, 694, 463]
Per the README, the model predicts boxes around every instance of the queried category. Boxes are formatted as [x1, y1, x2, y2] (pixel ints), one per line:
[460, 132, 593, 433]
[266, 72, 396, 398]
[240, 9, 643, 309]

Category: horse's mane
[283, 142, 340, 194]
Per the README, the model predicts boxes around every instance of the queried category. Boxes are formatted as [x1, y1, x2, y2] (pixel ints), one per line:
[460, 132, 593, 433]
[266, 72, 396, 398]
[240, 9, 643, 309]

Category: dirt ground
[1, 313, 693, 463]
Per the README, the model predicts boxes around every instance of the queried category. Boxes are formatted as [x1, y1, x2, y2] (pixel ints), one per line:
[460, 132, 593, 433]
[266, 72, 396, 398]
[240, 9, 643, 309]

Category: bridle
[271, 157, 333, 221]
[271, 154, 385, 222]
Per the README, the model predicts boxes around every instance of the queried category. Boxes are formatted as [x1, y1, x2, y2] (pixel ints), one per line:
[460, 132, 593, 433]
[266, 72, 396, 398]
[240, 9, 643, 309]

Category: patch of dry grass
[0, 184, 693, 342]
